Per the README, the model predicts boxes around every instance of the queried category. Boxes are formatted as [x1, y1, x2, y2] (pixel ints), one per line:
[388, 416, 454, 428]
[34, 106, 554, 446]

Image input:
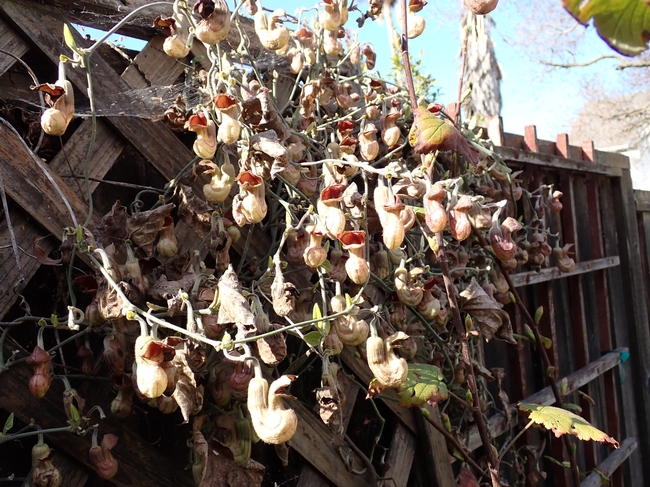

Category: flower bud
[27, 346, 52, 399]
[156, 215, 178, 258]
[186, 112, 217, 159]
[31, 441, 62, 487]
[339, 231, 369, 284]
[195, 0, 231, 45]
[449, 195, 473, 241]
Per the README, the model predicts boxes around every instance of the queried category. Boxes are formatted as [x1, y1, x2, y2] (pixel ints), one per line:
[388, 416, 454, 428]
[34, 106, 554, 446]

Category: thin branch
[540, 54, 619, 68]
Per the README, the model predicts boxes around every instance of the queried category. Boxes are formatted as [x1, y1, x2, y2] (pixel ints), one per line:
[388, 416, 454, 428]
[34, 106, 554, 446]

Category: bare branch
[541, 54, 620, 68]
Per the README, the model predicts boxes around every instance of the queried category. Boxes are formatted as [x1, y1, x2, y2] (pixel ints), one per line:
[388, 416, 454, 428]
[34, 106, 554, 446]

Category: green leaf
[67, 404, 81, 428]
[3, 413, 14, 435]
[318, 259, 332, 274]
[519, 403, 620, 447]
[563, 0, 650, 56]
[409, 107, 478, 166]
[544, 455, 571, 469]
[63, 24, 79, 53]
[312, 303, 330, 336]
[563, 402, 583, 414]
[303, 331, 321, 347]
[397, 364, 449, 407]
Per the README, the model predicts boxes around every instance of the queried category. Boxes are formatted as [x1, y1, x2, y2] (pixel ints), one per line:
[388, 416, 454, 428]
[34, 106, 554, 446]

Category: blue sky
[76, 0, 627, 142]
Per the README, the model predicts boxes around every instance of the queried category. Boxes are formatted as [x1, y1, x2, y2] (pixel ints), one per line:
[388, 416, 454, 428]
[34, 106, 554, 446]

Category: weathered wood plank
[0, 15, 28, 77]
[288, 399, 374, 487]
[509, 256, 620, 288]
[416, 403, 455, 486]
[634, 190, 650, 213]
[340, 347, 417, 433]
[462, 351, 623, 455]
[51, 451, 90, 487]
[612, 168, 650, 483]
[0, 119, 99, 236]
[600, 175, 644, 486]
[495, 146, 621, 176]
[120, 34, 186, 89]
[0, 1, 196, 184]
[581, 437, 637, 487]
[383, 422, 416, 487]
[0, 352, 194, 487]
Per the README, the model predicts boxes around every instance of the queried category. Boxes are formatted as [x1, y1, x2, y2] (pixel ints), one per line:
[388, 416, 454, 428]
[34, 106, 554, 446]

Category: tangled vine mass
[3, 0, 612, 486]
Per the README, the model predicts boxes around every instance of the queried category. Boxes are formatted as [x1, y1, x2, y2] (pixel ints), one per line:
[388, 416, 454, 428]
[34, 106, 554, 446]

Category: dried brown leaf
[457, 467, 480, 487]
[217, 265, 256, 340]
[127, 203, 175, 257]
[32, 237, 61, 266]
[460, 278, 516, 344]
[178, 185, 213, 239]
[249, 130, 289, 179]
[95, 201, 128, 247]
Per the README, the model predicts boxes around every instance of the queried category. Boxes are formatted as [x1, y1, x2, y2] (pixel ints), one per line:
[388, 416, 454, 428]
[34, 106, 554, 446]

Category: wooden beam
[509, 256, 620, 288]
[0, 353, 194, 487]
[580, 437, 637, 487]
[634, 190, 650, 213]
[460, 351, 623, 455]
[288, 399, 374, 487]
[495, 146, 621, 176]
[384, 422, 416, 487]
[416, 403, 455, 486]
[0, 15, 28, 76]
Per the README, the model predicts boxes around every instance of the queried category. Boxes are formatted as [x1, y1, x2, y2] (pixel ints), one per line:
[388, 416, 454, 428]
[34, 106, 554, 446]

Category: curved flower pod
[232, 171, 267, 225]
[339, 231, 369, 284]
[89, 434, 119, 479]
[247, 374, 298, 444]
[374, 184, 406, 250]
[449, 195, 473, 241]
[254, 9, 290, 51]
[195, 0, 231, 45]
[186, 113, 217, 159]
[489, 216, 522, 261]
[423, 182, 447, 233]
[366, 331, 409, 388]
[27, 345, 52, 399]
[303, 224, 328, 268]
[380, 108, 401, 147]
[201, 159, 236, 203]
[31, 441, 62, 487]
[214, 94, 241, 144]
[32, 78, 75, 136]
[319, 0, 348, 31]
[394, 263, 423, 306]
[553, 243, 576, 273]
[317, 184, 347, 237]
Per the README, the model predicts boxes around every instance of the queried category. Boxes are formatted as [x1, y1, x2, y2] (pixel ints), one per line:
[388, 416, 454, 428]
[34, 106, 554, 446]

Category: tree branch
[541, 54, 619, 68]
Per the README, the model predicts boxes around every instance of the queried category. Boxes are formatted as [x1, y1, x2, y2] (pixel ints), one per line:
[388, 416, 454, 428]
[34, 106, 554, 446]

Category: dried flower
[464, 0, 498, 15]
[214, 94, 241, 144]
[194, 0, 231, 45]
[553, 243, 576, 273]
[424, 182, 448, 233]
[366, 331, 408, 388]
[186, 112, 217, 159]
[303, 224, 328, 268]
[449, 195, 473, 241]
[27, 345, 52, 399]
[31, 441, 61, 487]
[156, 215, 179, 258]
[232, 171, 267, 225]
[254, 9, 290, 51]
[201, 159, 236, 203]
[248, 374, 298, 444]
[89, 434, 119, 479]
[339, 231, 369, 284]
[32, 65, 74, 136]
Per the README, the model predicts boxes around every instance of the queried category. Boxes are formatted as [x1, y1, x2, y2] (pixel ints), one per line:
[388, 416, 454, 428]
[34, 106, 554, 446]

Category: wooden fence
[0, 0, 648, 486]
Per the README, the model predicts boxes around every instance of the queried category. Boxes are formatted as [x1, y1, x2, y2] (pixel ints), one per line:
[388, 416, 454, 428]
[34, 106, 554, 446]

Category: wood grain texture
[495, 146, 621, 176]
[0, 353, 193, 487]
[0, 15, 28, 76]
[383, 422, 415, 487]
[509, 256, 620, 288]
[581, 437, 637, 487]
[415, 403, 455, 486]
[461, 351, 623, 455]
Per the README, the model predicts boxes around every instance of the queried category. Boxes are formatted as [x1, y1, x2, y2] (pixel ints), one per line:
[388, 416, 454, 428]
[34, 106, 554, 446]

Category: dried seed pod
[89, 434, 119, 479]
[394, 263, 423, 306]
[464, 0, 498, 15]
[489, 216, 522, 261]
[271, 264, 297, 317]
[232, 171, 267, 225]
[31, 441, 62, 487]
[449, 195, 473, 241]
[417, 289, 440, 320]
[214, 94, 241, 144]
[424, 182, 447, 233]
[359, 124, 379, 161]
[247, 374, 298, 444]
[255, 9, 290, 51]
[103, 333, 125, 377]
[366, 331, 409, 388]
[76, 342, 94, 376]
[322, 28, 343, 56]
[329, 248, 348, 282]
[339, 231, 369, 284]
[186, 112, 217, 159]
[330, 293, 369, 346]
[195, 0, 231, 44]
[553, 244, 576, 273]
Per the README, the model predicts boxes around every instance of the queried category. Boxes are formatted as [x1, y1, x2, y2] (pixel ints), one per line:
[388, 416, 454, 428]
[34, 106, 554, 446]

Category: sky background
[77, 0, 629, 143]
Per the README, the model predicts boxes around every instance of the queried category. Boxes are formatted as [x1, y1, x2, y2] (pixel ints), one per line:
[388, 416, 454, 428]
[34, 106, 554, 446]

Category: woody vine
[0, 0, 621, 485]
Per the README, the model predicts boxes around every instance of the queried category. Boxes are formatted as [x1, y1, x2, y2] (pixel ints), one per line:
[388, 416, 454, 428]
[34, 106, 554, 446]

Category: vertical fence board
[611, 170, 650, 485]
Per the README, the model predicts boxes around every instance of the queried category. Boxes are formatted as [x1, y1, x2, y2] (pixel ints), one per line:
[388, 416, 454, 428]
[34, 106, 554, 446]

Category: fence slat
[509, 256, 620, 287]
[581, 437, 637, 487]
[496, 146, 621, 176]
[0, 15, 28, 76]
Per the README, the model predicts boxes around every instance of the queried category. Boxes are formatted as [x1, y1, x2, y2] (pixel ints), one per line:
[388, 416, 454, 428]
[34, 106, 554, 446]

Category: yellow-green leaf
[303, 331, 321, 347]
[3, 413, 14, 435]
[519, 403, 619, 448]
[397, 364, 448, 407]
[563, 0, 650, 56]
[63, 24, 79, 53]
[409, 108, 478, 166]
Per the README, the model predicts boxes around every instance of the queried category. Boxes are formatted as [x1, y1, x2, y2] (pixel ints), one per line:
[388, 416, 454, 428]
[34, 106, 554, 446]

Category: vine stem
[498, 419, 534, 463]
[417, 406, 488, 481]
[396, 0, 501, 480]
[0, 426, 73, 445]
[473, 228, 581, 486]
[456, 25, 469, 126]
